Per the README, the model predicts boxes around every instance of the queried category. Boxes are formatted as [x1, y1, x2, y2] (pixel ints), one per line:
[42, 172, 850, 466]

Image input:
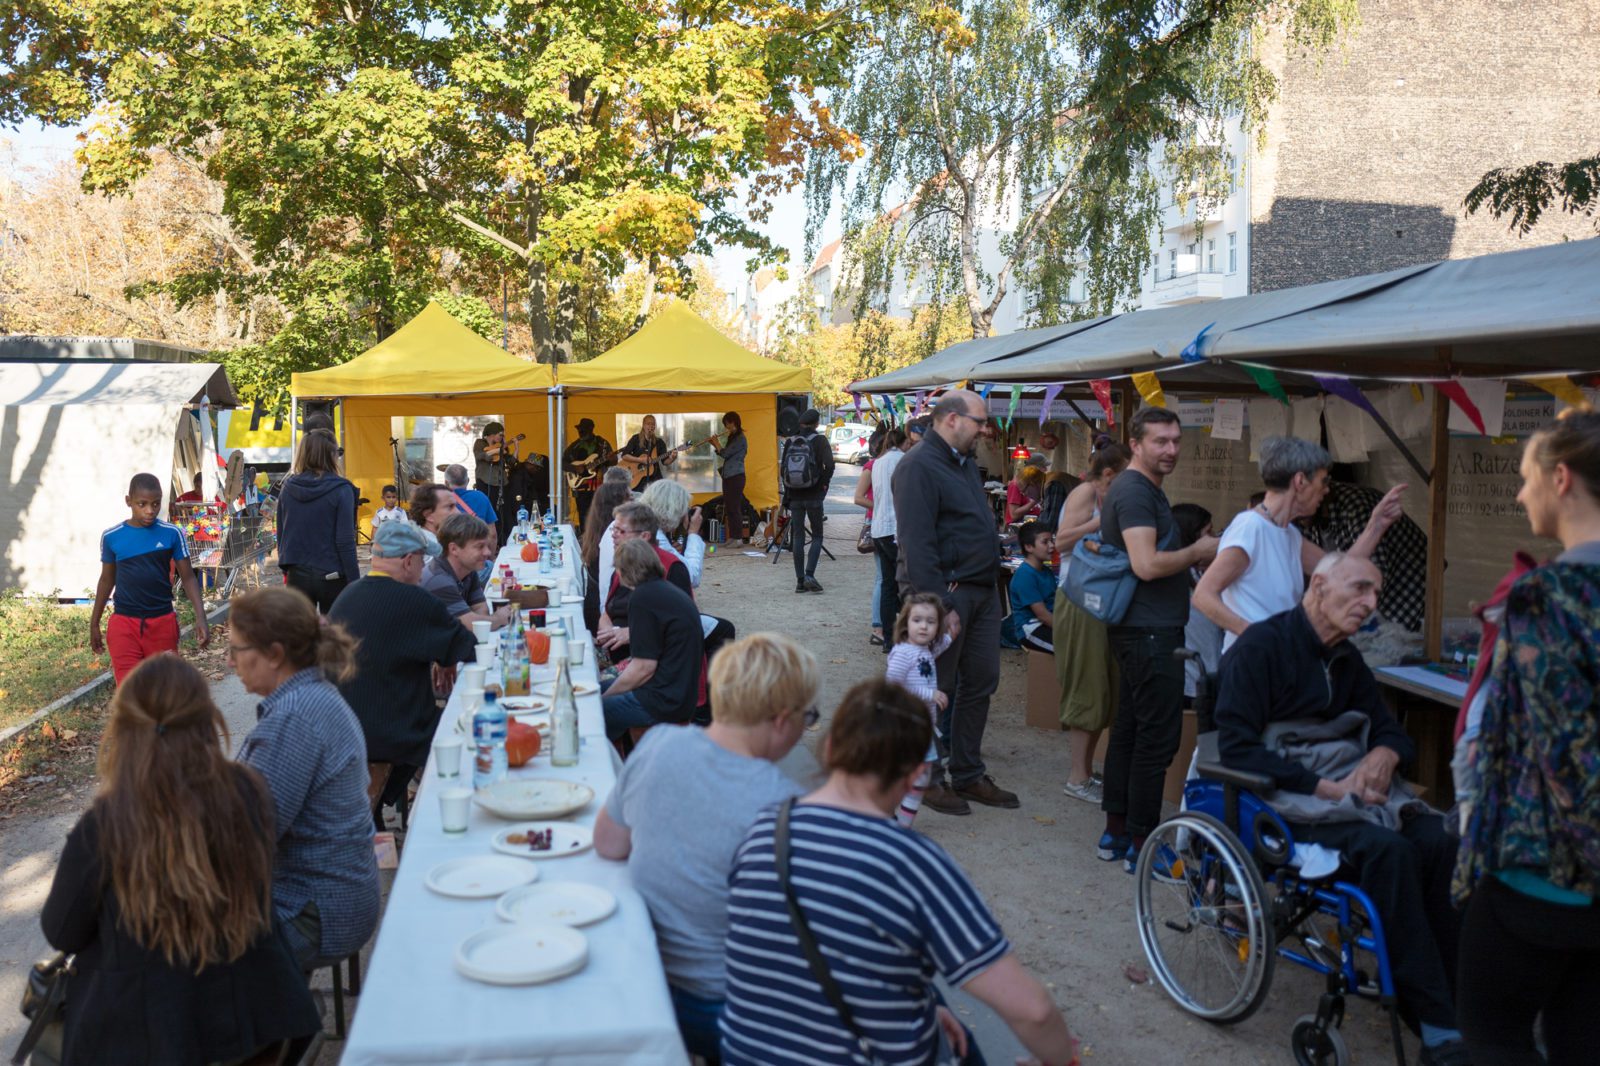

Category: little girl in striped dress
[884, 592, 951, 827]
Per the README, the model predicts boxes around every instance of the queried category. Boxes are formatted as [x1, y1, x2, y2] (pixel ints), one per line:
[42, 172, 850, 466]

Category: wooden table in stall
[1373, 665, 1466, 807]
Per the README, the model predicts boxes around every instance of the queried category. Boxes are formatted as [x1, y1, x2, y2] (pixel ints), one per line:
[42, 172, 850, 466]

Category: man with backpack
[782, 409, 835, 593]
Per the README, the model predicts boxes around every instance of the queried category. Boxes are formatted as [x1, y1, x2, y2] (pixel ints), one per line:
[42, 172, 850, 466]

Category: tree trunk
[632, 257, 659, 333]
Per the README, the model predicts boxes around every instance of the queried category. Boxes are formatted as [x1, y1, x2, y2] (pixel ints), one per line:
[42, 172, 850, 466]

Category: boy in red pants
[90, 473, 211, 682]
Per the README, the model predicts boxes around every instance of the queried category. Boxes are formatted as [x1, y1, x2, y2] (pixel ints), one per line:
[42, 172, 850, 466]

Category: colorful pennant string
[1004, 385, 1022, 430]
[1131, 372, 1166, 408]
[1243, 364, 1290, 405]
[1089, 380, 1115, 425]
[1179, 323, 1215, 363]
[1526, 375, 1586, 407]
[1312, 376, 1380, 419]
[1435, 379, 1486, 435]
[852, 391, 862, 418]
[1038, 383, 1064, 428]
[977, 383, 995, 400]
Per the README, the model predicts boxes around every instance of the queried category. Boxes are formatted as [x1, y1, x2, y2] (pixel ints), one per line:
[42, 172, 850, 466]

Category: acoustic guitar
[480, 433, 526, 463]
[623, 434, 720, 489]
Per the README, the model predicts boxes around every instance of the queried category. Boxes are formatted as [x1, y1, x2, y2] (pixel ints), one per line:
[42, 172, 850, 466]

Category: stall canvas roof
[849, 315, 1120, 393]
[558, 302, 811, 394]
[291, 301, 551, 399]
[0, 361, 237, 408]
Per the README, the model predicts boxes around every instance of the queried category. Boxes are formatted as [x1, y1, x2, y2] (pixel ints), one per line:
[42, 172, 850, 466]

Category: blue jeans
[601, 683, 655, 740]
[668, 985, 724, 1062]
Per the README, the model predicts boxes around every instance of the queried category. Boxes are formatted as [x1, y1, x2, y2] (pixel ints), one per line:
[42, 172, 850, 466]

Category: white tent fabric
[0, 362, 235, 597]
[851, 315, 1119, 392]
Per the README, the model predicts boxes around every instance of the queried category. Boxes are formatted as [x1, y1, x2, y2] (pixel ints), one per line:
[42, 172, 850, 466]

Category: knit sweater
[885, 635, 953, 716]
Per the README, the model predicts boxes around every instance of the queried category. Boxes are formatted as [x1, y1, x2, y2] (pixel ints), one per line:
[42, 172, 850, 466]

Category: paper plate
[473, 778, 595, 820]
[424, 855, 540, 899]
[531, 679, 599, 697]
[491, 823, 595, 860]
[497, 881, 617, 927]
[500, 695, 550, 713]
[455, 924, 588, 986]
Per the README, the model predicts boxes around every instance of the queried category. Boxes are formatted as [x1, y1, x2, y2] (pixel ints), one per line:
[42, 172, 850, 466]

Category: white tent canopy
[1, 361, 236, 597]
[851, 315, 1119, 392]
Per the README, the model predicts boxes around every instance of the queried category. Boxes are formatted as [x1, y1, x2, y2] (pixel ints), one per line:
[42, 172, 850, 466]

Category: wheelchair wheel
[1290, 1014, 1349, 1066]
[1133, 811, 1276, 1024]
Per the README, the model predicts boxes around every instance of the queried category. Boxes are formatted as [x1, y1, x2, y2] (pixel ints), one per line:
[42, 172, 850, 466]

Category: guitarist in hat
[563, 417, 615, 528]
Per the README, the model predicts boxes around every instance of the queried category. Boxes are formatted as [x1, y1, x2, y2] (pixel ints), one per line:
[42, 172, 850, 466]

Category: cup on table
[459, 665, 485, 691]
[547, 587, 563, 607]
[568, 640, 586, 666]
[474, 643, 494, 668]
[434, 736, 463, 778]
[438, 787, 472, 833]
[472, 619, 492, 645]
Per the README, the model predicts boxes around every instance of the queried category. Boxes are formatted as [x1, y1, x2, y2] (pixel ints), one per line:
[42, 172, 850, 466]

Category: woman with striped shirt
[720, 678, 1078, 1066]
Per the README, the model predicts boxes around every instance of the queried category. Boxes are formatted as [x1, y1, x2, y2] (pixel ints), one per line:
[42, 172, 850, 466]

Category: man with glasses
[892, 389, 1018, 816]
[600, 538, 706, 742]
[328, 522, 479, 824]
[597, 503, 694, 661]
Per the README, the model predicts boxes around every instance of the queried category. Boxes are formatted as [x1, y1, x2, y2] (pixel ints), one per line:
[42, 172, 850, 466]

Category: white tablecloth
[342, 529, 688, 1065]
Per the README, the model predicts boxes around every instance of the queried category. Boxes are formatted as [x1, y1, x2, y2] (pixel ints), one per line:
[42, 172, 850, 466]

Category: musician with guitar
[562, 418, 615, 528]
[618, 415, 677, 490]
[472, 421, 524, 541]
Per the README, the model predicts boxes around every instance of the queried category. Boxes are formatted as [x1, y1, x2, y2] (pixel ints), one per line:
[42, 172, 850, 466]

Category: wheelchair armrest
[1195, 761, 1276, 796]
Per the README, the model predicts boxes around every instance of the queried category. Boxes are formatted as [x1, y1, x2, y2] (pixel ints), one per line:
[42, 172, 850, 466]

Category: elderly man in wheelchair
[1131, 553, 1468, 1066]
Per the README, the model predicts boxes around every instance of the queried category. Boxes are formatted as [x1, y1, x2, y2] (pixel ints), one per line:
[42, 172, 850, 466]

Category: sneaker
[1419, 1039, 1472, 1066]
[920, 782, 971, 816]
[1061, 779, 1103, 805]
[1125, 842, 1186, 884]
[955, 775, 1019, 809]
[1096, 831, 1131, 862]
[803, 576, 824, 593]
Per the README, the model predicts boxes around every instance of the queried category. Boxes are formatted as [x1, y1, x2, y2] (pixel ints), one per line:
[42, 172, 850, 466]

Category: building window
[1206, 239, 1216, 273]
[1168, 248, 1177, 280]
[1227, 232, 1237, 274]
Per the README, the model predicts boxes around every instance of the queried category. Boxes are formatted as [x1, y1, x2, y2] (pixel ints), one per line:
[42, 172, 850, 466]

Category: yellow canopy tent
[291, 301, 553, 532]
[557, 302, 811, 513]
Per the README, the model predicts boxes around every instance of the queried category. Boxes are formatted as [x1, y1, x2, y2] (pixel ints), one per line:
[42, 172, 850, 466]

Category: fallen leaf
[1032, 815, 1056, 826]
[60, 729, 78, 742]
[829, 658, 847, 664]
[39, 722, 57, 740]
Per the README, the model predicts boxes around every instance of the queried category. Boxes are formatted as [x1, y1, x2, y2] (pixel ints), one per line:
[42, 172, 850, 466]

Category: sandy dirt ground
[0, 478, 1423, 1064]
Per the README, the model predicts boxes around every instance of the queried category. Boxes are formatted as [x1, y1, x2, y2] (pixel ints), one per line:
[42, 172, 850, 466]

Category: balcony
[1160, 193, 1226, 233]
[1148, 255, 1225, 305]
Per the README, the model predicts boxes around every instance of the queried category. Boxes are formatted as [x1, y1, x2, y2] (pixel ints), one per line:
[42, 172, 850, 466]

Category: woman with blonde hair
[595, 632, 818, 1060]
[39, 654, 319, 1065]
[231, 586, 380, 972]
[1005, 460, 1046, 525]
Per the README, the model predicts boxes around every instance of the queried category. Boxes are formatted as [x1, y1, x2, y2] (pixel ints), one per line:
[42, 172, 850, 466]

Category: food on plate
[506, 828, 554, 851]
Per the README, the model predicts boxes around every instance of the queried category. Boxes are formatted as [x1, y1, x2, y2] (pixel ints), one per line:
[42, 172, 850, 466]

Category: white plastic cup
[459, 665, 485, 691]
[568, 640, 586, 665]
[472, 619, 492, 644]
[439, 788, 472, 833]
[474, 644, 494, 668]
[434, 736, 463, 778]
[547, 587, 563, 607]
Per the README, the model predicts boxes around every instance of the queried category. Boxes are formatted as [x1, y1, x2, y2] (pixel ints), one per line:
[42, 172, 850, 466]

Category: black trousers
[573, 488, 595, 532]
[1102, 625, 1186, 840]
[931, 583, 1002, 789]
[1458, 873, 1600, 1064]
[1291, 812, 1460, 1030]
[789, 499, 825, 579]
[874, 536, 900, 646]
[284, 565, 347, 615]
[475, 478, 516, 544]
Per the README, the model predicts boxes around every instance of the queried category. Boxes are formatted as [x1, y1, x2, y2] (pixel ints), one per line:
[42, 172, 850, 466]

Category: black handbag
[856, 521, 875, 554]
[11, 952, 72, 1066]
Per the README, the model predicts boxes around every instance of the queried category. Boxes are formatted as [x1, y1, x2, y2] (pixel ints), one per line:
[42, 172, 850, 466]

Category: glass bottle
[550, 655, 579, 767]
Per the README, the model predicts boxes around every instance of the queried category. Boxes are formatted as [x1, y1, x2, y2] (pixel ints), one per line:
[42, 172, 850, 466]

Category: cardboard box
[1162, 709, 1200, 806]
[1024, 649, 1060, 731]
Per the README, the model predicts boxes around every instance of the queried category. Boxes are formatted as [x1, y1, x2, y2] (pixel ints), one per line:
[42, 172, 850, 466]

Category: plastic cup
[568, 640, 586, 666]
[474, 644, 494, 668]
[547, 587, 563, 607]
[434, 736, 463, 778]
[459, 665, 485, 691]
[472, 619, 492, 644]
[438, 788, 472, 833]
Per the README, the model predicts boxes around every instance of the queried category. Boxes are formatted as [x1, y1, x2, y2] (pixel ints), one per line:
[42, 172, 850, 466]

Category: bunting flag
[1527, 375, 1587, 408]
[977, 383, 995, 400]
[1435, 379, 1486, 435]
[893, 393, 908, 417]
[1038, 383, 1064, 428]
[1313, 375, 1381, 419]
[1179, 323, 1215, 363]
[1089, 380, 1115, 425]
[1004, 385, 1023, 430]
[1243, 364, 1290, 405]
[1131, 372, 1166, 408]
[913, 390, 927, 414]
[852, 391, 863, 418]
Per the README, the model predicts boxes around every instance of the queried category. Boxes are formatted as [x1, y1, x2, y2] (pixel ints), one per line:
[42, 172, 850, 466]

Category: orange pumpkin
[520, 542, 540, 563]
[524, 628, 551, 665]
[506, 720, 542, 766]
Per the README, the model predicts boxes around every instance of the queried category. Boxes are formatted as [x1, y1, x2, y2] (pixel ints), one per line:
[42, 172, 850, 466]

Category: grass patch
[0, 698, 108, 815]
[0, 592, 109, 731]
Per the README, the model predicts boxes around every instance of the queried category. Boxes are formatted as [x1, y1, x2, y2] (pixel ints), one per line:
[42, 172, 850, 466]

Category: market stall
[290, 302, 553, 532]
[553, 303, 812, 519]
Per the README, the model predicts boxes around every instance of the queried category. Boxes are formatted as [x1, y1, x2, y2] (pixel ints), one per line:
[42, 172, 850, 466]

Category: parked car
[828, 422, 877, 464]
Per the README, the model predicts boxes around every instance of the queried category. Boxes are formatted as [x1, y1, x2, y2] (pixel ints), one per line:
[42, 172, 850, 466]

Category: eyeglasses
[802, 706, 821, 728]
[952, 411, 988, 426]
[226, 643, 256, 659]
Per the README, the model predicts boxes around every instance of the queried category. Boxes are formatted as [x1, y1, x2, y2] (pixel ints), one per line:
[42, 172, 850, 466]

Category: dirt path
[0, 483, 1420, 1063]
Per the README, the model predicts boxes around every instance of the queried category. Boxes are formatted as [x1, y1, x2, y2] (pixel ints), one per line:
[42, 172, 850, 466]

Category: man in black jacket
[892, 389, 1017, 815]
[1214, 552, 1466, 1064]
[784, 408, 835, 593]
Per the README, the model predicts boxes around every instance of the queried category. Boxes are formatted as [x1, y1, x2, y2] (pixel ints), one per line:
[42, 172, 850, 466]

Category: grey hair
[1258, 436, 1331, 491]
[444, 463, 470, 488]
[640, 479, 691, 531]
[602, 466, 631, 487]
[614, 537, 665, 587]
[1311, 550, 1347, 579]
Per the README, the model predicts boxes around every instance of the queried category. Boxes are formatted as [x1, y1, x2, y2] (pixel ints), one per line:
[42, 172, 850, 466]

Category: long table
[343, 529, 689, 1065]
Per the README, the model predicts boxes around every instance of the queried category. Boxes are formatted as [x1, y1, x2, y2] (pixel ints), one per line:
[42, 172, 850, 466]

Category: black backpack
[782, 434, 821, 491]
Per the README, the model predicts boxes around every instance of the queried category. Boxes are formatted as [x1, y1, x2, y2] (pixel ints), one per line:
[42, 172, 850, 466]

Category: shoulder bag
[1065, 523, 1178, 626]
[774, 799, 960, 1066]
[11, 952, 72, 1066]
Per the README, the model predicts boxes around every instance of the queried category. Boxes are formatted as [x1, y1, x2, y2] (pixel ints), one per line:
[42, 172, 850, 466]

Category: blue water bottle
[472, 691, 508, 789]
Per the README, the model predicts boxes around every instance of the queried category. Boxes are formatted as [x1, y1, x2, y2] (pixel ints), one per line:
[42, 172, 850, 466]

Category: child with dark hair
[371, 484, 409, 528]
[884, 593, 951, 827]
[1005, 521, 1057, 651]
[90, 473, 210, 683]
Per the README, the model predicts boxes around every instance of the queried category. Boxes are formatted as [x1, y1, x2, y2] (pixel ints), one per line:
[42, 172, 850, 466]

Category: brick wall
[1249, 0, 1599, 292]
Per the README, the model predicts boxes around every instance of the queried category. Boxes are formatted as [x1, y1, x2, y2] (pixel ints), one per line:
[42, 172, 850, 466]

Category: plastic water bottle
[473, 690, 508, 789]
[516, 507, 530, 541]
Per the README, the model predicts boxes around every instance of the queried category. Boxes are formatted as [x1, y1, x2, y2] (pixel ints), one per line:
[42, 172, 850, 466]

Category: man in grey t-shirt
[592, 633, 818, 1061]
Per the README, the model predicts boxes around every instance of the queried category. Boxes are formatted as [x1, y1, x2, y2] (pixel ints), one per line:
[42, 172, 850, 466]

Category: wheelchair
[1131, 650, 1409, 1066]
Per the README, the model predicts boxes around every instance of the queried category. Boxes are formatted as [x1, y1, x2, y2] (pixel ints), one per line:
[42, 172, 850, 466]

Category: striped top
[100, 519, 189, 618]
[720, 804, 1010, 1065]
